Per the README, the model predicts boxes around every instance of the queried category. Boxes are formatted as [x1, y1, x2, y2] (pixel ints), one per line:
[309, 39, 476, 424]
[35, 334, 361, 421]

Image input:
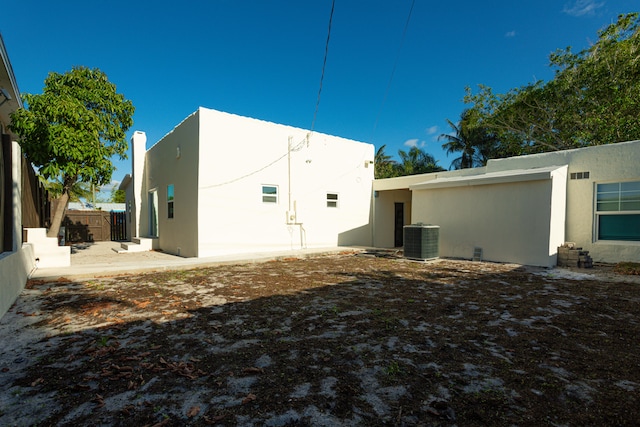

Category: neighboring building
[67, 202, 125, 211]
[373, 140, 640, 267]
[121, 107, 375, 257]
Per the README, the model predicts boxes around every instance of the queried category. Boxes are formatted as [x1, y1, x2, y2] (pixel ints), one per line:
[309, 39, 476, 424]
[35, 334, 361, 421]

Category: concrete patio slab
[30, 241, 363, 281]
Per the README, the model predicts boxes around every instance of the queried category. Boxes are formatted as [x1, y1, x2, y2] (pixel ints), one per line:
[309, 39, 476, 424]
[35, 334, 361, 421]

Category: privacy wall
[410, 166, 567, 267]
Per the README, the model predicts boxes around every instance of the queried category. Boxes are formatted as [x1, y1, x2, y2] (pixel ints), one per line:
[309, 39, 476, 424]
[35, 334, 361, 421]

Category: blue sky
[2, 0, 637, 194]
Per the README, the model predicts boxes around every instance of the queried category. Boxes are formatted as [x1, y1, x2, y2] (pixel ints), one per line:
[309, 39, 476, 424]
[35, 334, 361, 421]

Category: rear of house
[373, 140, 640, 267]
[126, 107, 375, 258]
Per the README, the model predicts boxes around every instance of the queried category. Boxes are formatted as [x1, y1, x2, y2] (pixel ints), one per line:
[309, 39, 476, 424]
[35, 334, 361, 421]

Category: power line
[311, 0, 336, 132]
[372, 0, 416, 139]
[202, 1, 337, 190]
[199, 137, 307, 189]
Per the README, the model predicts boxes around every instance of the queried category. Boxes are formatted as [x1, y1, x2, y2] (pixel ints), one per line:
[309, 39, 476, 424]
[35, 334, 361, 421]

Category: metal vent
[403, 225, 439, 260]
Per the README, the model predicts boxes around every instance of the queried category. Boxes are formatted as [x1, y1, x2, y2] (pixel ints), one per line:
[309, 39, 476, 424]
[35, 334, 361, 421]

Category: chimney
[131, 131, 147, 238]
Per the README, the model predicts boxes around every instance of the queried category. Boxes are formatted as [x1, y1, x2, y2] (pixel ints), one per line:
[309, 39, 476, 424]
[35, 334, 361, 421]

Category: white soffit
[409, 165, 567, 190]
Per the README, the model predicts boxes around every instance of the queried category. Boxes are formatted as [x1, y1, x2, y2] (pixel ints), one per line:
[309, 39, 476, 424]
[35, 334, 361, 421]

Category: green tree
[464, 13, 640, 155]
[111, 189, 126, 203]
[439, 109, 497, 169]
[10, 67, 134, 237]
[39, 176, 92, 203]
[397, 146, 445, 175]
[374, 144, 399, 178]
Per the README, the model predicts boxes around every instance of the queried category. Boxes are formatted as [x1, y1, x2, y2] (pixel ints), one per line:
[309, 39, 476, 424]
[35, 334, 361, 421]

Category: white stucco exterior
[127, 107, 375, 257]
[373, 140, 640, 267]
[123, 106, 638, 266]
[1, 35, 36, 319]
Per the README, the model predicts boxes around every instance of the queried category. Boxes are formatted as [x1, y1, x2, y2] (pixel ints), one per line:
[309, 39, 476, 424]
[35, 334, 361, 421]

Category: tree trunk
[47, 192, 69, 239]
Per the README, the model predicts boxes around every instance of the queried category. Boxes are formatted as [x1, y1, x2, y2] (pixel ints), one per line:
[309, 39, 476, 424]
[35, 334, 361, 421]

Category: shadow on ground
[1, 255, 638, 426]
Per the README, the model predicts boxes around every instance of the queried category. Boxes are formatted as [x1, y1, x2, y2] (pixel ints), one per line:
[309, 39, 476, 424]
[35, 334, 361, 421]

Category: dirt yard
[1, 252, 638, 426]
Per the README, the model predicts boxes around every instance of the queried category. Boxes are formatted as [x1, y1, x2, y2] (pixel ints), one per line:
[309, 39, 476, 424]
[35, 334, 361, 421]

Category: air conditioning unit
[403, 224, 439, 261]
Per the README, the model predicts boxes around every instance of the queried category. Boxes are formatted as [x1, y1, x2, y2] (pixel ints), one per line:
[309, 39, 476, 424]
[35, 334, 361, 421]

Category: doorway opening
[394, 202, 404, 247]
[148, 190, 158, 237]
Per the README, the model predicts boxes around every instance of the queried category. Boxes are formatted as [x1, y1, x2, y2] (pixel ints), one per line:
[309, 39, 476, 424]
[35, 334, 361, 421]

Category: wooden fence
[63, 210, 112, 242]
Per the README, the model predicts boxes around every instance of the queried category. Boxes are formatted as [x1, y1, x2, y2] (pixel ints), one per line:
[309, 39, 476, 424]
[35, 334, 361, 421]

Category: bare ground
[1, 252, 639, 426]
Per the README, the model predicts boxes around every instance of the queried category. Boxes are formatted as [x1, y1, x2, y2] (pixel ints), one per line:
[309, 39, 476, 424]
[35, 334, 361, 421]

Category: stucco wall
[372, 168, 489, 249]
[0, 244, 34, 318]
[195, 108, 374, 256]
[144, 112, 200, 257]
[487, 140, 640, 262]
[411, 176, 562, 267]
[373, 189, 412, 248]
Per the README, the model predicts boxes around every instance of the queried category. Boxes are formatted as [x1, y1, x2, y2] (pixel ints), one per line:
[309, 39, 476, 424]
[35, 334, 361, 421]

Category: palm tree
[40, 176, 93, 203]
[374, 144, 399, 178]
[397, 146, 444, 175]
[439, 109, 497, 170]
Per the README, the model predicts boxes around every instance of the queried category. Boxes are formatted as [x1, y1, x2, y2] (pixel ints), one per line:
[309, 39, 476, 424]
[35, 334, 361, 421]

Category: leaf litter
[0, 254, 639, 426]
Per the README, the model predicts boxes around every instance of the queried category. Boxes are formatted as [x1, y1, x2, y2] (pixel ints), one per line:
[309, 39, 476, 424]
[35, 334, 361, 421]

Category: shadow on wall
[337, 224, 371, 247]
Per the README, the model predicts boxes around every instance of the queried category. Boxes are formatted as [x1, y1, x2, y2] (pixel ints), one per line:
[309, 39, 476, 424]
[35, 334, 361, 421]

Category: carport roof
[409, 165, 567, 190]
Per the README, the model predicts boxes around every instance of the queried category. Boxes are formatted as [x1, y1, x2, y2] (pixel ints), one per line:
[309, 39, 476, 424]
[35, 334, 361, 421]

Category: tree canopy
[439, 109, 497, 170]
[462, 13, 640, 158]
[374, 145, 444, 179]
[10, 66, 134, 236]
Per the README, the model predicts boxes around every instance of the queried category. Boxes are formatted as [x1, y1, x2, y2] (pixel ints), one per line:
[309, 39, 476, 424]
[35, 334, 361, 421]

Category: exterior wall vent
[570, 171, 590, 180]
[403, 224, 440, 261]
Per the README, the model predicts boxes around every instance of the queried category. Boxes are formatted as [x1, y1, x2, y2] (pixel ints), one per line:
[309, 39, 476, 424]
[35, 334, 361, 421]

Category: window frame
[262, 185, 279, 204]
[326, 192, 339, 208]
[167, 184, 174, 219]
[594, 180, 640, 242]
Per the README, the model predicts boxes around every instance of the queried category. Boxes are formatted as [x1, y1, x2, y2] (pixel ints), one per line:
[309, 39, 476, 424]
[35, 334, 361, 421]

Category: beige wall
[373, 141, 639, 265]
[487, 140, 640, 262]
[373, 189, 411, 248]
[411, 168, 566, 267]
[372, 168, 487, 249]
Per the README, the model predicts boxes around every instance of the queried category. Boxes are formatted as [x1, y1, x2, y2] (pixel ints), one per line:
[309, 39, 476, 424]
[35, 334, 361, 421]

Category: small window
[595, 181, 640, 241]
[327, 193, 339, 208]
[167, 184, 174, 219]
[262, 185, 278, 204]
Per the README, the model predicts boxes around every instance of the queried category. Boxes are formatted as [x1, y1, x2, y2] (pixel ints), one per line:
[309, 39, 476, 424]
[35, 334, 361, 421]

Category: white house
[121, 107, 375, 257]
[373, 140, 640, 267]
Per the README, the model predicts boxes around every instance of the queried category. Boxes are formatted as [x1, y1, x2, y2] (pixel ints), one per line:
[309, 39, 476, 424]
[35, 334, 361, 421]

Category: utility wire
[201, 0, 337, 189]
[311, 0, 336, 132]
[372, 0, 416, 139]
[200, 137, 307, 189]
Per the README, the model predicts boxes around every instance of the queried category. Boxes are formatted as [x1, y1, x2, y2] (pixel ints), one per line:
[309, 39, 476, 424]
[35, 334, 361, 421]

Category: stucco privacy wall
[143, 112, 200, 257]
[410, 166, 567, 267]
[486, 140, 640, 263]
[0, 244, 34, 318]
[196, 108, 374, 257]
[0, 141, 33, 318]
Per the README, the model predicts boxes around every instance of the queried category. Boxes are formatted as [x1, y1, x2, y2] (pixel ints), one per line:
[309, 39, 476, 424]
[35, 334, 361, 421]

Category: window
[327, 193, 339, 208]
[167, 184, 174, 219]
[262, 185, 278, 204]
[595, 181, 640, 241]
